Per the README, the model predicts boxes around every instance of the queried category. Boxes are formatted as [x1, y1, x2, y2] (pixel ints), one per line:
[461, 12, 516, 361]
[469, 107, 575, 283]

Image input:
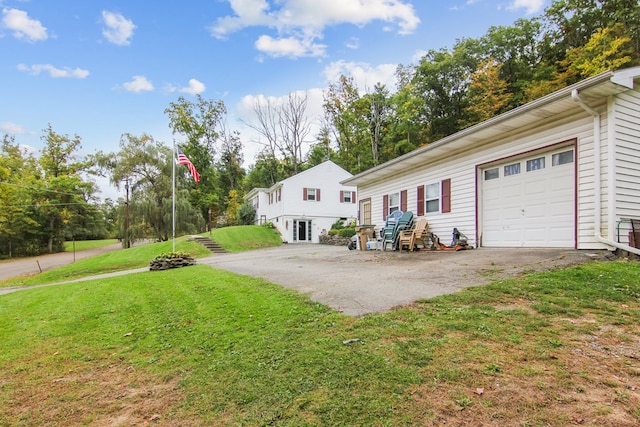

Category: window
[552, 149, 574, 166]
[388, 192, 400, 213]
[484, 168, 499, 180]
[303, 188, 320, 201]
[526, 157, 545, 172]
[277, 188, 281, 202]
[425, 183, 440, 213]
[504, 162, 521, 176]
[340, 190, 356, 203]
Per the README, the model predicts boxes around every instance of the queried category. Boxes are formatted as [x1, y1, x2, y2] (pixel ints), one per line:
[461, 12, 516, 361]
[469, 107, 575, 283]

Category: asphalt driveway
[201, 245, 611, 316]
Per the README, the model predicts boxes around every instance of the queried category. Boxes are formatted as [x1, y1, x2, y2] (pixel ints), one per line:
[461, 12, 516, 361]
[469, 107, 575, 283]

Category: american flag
[177, 147, 200, 183]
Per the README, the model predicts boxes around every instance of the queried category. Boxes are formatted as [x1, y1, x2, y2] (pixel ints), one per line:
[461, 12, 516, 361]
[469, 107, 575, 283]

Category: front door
[360, 198, 371, 224]
[294, 220, 311, 242]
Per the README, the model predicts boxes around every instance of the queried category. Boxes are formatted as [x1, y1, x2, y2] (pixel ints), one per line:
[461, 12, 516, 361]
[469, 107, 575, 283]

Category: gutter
[571, 89, 640, 255]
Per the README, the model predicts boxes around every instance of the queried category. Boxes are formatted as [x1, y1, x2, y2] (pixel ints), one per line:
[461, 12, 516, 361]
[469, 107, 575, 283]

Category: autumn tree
[466, 59, 514, 124]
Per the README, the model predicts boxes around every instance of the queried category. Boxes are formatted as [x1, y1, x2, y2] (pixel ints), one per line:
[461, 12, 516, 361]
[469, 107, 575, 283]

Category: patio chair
[381, 210, 403, 250]
[387, 211, 414, 251]
[398, 218, 429, 251]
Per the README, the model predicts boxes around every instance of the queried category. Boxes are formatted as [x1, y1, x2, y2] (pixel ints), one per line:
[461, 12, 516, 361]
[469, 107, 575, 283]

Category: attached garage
[342, 67, 640, 253]
[480, 145, 576, 248]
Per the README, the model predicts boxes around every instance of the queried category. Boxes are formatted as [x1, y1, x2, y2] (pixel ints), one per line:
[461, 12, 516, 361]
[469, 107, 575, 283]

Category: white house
[245, 160, 357, 243]
[342, 67, 640, 253]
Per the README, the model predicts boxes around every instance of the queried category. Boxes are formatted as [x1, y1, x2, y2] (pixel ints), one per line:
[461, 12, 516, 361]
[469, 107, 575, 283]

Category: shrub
[238, 203, 257, 225]
[339, 228, 356, 238]
[262, 222, 276, 230]
[331, 219, 346, 230]
[328, 229, 339, 236]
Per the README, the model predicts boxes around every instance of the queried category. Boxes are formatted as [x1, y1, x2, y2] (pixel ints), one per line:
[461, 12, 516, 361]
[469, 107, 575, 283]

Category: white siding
[253, 161, 357, 243]
[355, 76, 640, 251]
[612, 90, 640, 245]
[359, 109, 610, 249]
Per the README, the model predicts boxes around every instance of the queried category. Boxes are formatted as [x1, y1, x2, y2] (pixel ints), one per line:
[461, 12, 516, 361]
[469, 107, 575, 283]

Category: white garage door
[481, 148, 575, 248]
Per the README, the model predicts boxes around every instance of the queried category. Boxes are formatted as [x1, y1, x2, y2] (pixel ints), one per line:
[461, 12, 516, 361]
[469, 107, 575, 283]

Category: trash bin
[355, 225, 375, 251]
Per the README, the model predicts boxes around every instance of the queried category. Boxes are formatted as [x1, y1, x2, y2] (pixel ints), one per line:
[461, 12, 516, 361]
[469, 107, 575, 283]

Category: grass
[0, 237, 211, 288]
[63, 239, 118, 252]
[0, 226, 282, 288]
[1, 258, 639, 426]
[210, 224, 282, 252]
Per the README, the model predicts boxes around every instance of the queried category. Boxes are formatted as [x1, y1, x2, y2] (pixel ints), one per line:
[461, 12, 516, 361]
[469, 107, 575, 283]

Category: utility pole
[125, 178, 131, 248]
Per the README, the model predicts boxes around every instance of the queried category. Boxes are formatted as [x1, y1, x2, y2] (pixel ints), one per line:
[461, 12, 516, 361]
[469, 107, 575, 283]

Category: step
[190, 236, 227, 254]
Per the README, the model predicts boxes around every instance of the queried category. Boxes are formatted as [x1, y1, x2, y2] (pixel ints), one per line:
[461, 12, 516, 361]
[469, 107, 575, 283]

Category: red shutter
[340, 190, 344, 202]
[303, 188, 308, 201]
[352, 191, 356, 203]
[442, 179, 451, 213]
[417, 186, 425, 216]
[317, 189, 321, 201]
[383, 194, 389, 218]
[401, 190, 407, 212]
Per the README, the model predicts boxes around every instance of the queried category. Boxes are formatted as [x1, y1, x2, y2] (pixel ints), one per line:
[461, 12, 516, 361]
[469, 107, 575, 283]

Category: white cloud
[1, 8, 47, 42]
[345, 37, 360, 50]
[210, 0, 420, 58]
[507, 0, 546, 15]
[101, 10, 136, 46]
[179, 79, 206, 95]
[17, 63, 89, 78]
[323, 60, 398, 92]
[255, 34, 326, 57]
[0, 121, 29, 135]
[412, 49, 428, 63]
[122, 75, 153, 93]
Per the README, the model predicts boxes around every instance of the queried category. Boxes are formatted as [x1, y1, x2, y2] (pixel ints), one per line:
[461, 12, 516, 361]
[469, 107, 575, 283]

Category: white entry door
[481, 148, 575, 248]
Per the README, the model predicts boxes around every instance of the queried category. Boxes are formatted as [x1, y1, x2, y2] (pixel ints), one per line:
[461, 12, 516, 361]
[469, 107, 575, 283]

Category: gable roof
[244, 160, 354, 199]
[342, 67, 640, 187]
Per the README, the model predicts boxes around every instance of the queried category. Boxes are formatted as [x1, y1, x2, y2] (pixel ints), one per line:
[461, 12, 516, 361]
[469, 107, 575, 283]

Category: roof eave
[342, 68, 638, 187]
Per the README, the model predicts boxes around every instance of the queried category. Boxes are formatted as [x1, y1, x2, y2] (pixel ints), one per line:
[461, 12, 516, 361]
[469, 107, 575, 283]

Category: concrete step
[190, 236, 227, 254]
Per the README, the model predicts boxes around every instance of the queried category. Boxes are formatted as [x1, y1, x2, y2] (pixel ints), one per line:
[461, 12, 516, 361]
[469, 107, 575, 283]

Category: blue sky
[0, 0, 549, 197]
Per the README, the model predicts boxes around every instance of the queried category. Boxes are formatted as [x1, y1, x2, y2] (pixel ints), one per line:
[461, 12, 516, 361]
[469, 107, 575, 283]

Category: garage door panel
[481, 149, 575, 248]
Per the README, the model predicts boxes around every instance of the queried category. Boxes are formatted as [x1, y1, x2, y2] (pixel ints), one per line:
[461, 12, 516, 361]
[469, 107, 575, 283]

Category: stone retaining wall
[319, 234, 351, 246]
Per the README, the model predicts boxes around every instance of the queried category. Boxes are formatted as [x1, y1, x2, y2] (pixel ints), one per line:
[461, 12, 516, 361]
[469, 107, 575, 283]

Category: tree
[364, 83, 392, 166]
[38, 125, 98, 253]
[466, 59, 514, 123]
[411, 44, 476, 142]
[225, 189, 241, 226]
[93, 133, 204, 243]
[478, 19, 547, 107]
[0, 135, 39, 257]
[306, 123, 338, 167]
[165, 95, 226, 218]
[246, 92, 312, 174]
[216, 123, 246, 210]
[237, 202, 257, 225]
[243, 150, 288, 190]
[323, 75, 371, 173]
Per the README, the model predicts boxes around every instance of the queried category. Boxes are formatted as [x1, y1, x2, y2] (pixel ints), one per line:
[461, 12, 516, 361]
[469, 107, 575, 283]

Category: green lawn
[1, 259, 639, 426]
[63, 239, 118, 252]
[0, 226, 281, 288]
[210, 224, 282, 252]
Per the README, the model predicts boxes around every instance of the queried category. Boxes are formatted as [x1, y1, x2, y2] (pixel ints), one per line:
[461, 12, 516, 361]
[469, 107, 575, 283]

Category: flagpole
[172, 139, 176, 253]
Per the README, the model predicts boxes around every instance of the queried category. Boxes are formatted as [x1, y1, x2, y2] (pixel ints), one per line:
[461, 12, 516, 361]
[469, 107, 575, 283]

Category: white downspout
[571, 89, 640, 255]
